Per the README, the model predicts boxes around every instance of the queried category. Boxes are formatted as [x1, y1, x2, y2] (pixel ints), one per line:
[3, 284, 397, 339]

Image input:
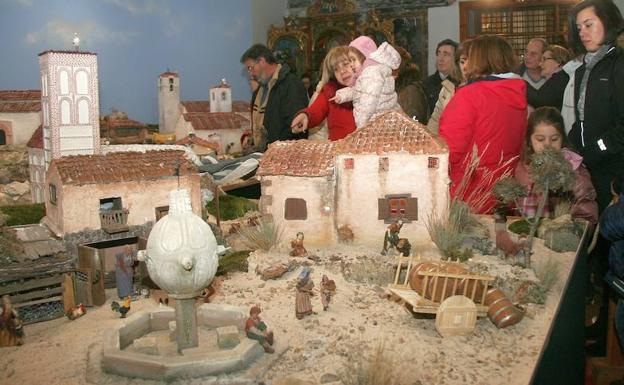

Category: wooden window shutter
[284, 198, 307, 220]
[378, 198, 390, 220]
[406, 198, 418, 221]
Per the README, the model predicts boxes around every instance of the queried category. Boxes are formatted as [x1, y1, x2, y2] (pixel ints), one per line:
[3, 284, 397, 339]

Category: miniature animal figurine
[320, 275, 336, 311]
[111, 297, 132, 318]
[382, 220, 411, 256]
[65, 303, 87, 320]
[290, 232, 308, 257]
[245, 305, 274, 353]
[0, 295, 24, 347]
[295, 267, 314, 319]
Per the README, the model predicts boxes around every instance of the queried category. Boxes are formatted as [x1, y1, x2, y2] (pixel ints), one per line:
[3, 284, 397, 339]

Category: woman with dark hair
[568, 0, 624, 213]
[439, 35, 527, 213]
[527, 45, 573, 111]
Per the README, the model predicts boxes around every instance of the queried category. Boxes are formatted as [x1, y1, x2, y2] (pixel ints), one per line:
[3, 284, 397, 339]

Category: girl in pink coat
[514, 106, 598, 225]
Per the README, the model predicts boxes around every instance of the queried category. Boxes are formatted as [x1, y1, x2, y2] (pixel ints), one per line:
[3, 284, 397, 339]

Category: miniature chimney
[209, 78, 232, 113]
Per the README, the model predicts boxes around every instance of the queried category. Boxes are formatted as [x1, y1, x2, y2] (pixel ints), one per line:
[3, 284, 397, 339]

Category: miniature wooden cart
[387, 255, 495, 318]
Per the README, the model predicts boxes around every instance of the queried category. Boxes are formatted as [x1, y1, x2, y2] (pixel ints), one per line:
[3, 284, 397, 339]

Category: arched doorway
[0, 121, 13, 145]
[0, 129, 5, 145]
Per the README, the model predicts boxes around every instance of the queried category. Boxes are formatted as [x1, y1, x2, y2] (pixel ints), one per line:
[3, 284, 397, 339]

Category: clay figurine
[290, 232, 308, 257]
[0, 295, 24, 347]
[295, 267, 314, 319]
[320, 275, 336, 311]
[382, 220, 411, 256]
[245, 305, 274, 353]
[111, 297, 132, 318]
[115, 245, 136, 299]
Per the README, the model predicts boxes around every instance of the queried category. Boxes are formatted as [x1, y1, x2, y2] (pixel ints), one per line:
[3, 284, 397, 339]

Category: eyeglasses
[246, 60, 259, 72]
[541, 57, 557, 63]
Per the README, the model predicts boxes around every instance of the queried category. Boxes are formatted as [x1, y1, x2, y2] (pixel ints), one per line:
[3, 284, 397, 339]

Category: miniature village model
[0, 41, 591, 385]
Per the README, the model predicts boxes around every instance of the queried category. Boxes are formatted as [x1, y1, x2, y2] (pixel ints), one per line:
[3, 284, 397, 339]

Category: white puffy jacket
[335, 42, 401, 128]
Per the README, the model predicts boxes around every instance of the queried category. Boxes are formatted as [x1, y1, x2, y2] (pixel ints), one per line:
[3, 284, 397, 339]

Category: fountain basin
[102, 304, 264, 380]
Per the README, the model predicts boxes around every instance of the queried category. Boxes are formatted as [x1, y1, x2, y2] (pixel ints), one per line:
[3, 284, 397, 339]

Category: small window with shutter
[284, 198, 307, 220]
[428, 157, 439, 169]
[344, 158, 354, 169]
[378, 194, 418, 223]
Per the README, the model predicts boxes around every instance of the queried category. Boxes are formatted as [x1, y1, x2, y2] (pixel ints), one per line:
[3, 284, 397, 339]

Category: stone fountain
[100, 189, 273, 381]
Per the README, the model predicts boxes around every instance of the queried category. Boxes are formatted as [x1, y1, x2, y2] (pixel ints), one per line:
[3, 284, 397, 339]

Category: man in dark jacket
[423, 39, 457, 115]
[241, 44, 308, 152]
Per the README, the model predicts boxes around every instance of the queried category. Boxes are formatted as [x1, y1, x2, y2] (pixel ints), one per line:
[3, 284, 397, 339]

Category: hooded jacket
[253, 64, 309, 146]
[334, 42, 401, 128]
[439, 75, 527, 213]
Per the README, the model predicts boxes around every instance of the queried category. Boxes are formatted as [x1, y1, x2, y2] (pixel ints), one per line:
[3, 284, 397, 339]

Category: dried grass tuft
[341, 343, 410, 385]
[519, 256, 560, 304]
[235, 217, 283, 251]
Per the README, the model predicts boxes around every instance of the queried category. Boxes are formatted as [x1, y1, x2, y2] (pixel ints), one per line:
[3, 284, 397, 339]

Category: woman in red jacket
[291, 46, 362, 141]
[439, 35, 528, 213]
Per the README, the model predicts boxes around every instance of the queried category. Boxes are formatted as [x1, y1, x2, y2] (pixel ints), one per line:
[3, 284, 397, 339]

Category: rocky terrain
[0, 145, 31, 206]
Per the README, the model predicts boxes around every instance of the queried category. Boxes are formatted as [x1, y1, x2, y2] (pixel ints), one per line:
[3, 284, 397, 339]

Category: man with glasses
[241, 44, 308, 152]
[424, 39, 458, 115]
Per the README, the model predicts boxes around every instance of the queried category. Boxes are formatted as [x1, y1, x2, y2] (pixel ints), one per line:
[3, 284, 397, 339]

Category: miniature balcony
[100, 208, 130, 234]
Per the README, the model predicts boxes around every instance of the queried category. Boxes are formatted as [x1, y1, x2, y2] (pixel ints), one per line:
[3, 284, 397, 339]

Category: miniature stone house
[257, 111, 450, 247]
[42, 150, 201, 236]
[100, 116, 149, 145]
[0, 90, 41, 145]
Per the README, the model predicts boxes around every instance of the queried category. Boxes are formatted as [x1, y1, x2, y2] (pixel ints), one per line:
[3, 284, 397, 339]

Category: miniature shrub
[216, 250, 250, 275]
[508, 219, 531, 235]
[0, 203, 45, 226]
[519, 256, 560, 304]
[236, 217, 282, 251]
[206, 194, 257, 221]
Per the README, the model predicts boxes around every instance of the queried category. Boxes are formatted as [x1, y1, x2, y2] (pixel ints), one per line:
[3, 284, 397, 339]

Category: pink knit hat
[349, 36, 377, 58]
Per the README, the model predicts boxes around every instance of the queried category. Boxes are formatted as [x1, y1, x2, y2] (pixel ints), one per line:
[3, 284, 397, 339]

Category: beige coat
[427, 79, 456, 136]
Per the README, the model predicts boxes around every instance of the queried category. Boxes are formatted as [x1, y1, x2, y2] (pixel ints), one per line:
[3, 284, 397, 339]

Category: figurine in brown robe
[320, 275, 336, 311]
[290, 232, 307, 257]
[0, 295, 23, 347]
[295, 267, 314, 319]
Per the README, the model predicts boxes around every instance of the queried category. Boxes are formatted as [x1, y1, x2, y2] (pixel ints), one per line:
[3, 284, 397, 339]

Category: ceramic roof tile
[51, 150, 197, 185]
[183, 112, 249, 131]
[258, 110, 447, 177]
[107, 118, 146, 128]
[159, 71, 179, 77]
[181, 100, 250, 113]
[0, 90, 41, 113]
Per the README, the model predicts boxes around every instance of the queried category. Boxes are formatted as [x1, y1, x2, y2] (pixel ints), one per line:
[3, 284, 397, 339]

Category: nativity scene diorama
[0, 1, 606, 384]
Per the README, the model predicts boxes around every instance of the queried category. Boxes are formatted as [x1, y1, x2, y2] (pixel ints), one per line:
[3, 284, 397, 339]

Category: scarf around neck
[578, 45, 614, 121]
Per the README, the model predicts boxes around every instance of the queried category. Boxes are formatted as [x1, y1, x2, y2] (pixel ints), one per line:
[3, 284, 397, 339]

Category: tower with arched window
[38, 50, 101, 169]
[158, 71, 180, 134]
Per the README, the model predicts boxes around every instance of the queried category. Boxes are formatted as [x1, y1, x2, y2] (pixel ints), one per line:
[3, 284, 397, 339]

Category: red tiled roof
[182, 100, 250, 113]
[335, 111, 447, 154]
[175, 135, 220, 151]
[181, 101, 210, 113]
[160, 71, 179, 77]
[232, 100, 250, 113]
[258, 110, 447, 177]
[27, 125, 43, 149]
[183, 112, 248, 131]
[259, 140, 337, 177]
[0, 90, 41, 112]
[51, 150, 197, 185]
[107, 118, 146, 128]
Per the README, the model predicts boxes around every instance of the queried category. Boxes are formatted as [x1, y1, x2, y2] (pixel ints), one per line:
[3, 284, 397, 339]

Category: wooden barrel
[485, 288, 524, 328]
[408, 262, 469, 302]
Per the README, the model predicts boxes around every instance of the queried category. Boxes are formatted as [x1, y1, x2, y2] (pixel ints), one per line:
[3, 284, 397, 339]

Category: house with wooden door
[257, 110, 450, 247]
